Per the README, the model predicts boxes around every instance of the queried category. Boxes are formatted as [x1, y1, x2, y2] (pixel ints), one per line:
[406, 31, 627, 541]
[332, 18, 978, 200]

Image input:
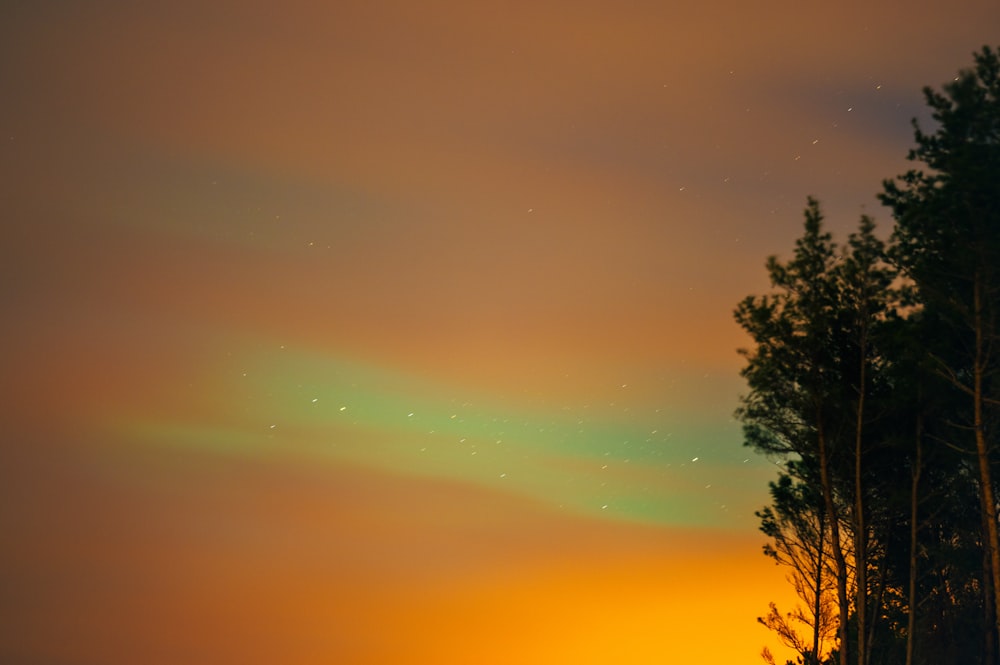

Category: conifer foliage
[738, 46, 1000, 665]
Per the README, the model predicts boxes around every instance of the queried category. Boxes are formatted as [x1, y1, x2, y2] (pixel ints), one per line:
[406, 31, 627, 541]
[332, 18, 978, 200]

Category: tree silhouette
[881, 44, 1000, 662]
[739, 45, 1000, 665]
[736, 199, 854, 665]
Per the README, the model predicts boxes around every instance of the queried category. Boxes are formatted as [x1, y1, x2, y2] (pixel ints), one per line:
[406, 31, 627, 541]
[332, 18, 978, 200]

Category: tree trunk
[866, 540, 888, 665]
[818, 411, 850, 665]
[973, 274, 1000, 665]
[854, 323, 868, 665]
[983, 533, 997, 665]
[905, 417, 922, 665]
[812, 504, 827, 665]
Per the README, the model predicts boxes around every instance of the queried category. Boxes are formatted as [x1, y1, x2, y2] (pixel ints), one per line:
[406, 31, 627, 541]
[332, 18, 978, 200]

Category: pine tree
[880, 45, 1000, 662]
[736, 199, 852, 665]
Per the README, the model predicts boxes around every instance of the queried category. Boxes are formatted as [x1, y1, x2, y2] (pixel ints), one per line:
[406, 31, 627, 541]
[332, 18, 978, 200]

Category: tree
[738, 202, 899, 665]
[736, 199, 853, 665]
[757, 467, 838, 665]
[739, 45, 1000, 665]
[880, 45, 1000, 661]
[835, 216, 897, 665]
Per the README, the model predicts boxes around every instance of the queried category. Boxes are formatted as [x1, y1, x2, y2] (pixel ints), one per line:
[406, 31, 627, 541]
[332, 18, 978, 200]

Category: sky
[1, 1, 999, 663]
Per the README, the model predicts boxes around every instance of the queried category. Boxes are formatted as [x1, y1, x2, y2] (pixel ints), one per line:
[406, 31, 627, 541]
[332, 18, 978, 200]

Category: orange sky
[4, 433, 794, 663]
[2, 1, 999, 662]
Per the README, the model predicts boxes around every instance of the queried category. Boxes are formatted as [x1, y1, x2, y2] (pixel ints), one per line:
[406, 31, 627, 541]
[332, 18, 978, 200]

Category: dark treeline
[737, 46, 1000, 665]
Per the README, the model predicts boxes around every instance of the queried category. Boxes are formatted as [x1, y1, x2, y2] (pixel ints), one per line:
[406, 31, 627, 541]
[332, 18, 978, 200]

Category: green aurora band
[115, 342, 774, 527]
